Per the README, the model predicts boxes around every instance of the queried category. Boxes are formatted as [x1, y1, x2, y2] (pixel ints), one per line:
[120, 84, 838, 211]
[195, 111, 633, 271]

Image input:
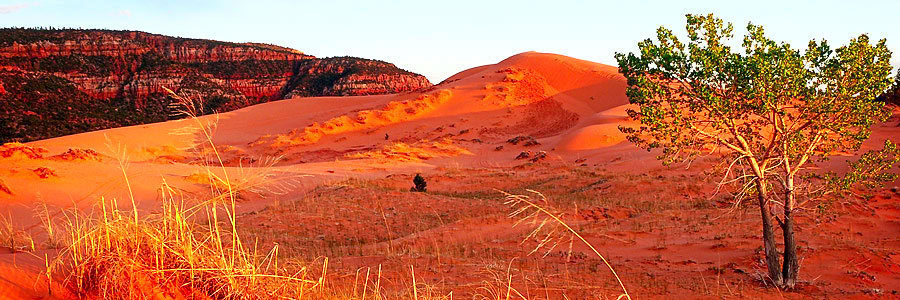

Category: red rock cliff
[0, 28, 433, 142]
[0, 29, 431, 101]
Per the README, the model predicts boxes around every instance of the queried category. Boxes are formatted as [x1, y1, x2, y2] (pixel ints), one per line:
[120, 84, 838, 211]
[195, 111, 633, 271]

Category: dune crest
[253, 89, 453, 149]
[347, 138, 473, 162]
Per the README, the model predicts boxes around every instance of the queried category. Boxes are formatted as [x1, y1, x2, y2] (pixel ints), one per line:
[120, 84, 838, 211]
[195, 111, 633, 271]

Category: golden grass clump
[0, 214, 35, 252]
[54, 89, 323, 299]
[61, 190, 322, 299]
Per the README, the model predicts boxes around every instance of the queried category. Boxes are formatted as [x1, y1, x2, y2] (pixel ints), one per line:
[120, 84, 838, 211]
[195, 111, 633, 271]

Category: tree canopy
[616, 14, 893, 167]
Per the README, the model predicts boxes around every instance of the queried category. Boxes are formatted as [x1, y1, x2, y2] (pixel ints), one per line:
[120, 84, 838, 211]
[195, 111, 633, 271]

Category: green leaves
[615, 12, 897, 197]
[826, 140, 900, 192]
[617, 13, 893, 157]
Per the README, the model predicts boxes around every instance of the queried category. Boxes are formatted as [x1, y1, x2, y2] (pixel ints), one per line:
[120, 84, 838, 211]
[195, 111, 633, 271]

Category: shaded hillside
[879, 76, 899, 105]
[0, 28, 432, 142]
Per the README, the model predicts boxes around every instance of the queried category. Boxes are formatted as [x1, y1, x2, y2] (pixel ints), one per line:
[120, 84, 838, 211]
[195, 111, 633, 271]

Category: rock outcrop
[0, 28, 432, 142]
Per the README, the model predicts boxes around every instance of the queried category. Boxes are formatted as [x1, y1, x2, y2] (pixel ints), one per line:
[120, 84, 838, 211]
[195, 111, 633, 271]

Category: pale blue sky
[1, 0, 899, 82]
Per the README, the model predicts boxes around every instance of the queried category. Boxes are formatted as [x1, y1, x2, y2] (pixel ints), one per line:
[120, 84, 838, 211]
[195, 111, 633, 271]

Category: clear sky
[1, 0, 899, 83]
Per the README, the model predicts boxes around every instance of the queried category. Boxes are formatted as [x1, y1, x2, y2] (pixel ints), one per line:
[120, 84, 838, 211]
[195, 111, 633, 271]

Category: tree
[877, 75, 900, 105]
[411, 174, 427, 192]
[615, 13, 898, 288]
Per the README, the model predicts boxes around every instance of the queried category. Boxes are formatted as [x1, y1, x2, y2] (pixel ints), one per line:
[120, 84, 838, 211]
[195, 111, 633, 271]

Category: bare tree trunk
[782, 178, 799, 288]
[755, 178, 782, 284]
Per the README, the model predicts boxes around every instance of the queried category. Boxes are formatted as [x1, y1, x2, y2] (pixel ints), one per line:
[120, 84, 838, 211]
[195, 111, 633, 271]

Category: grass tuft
[501, 189, 632, 299]
[0, 214, 34, 252]
[51, 89, 323, 299]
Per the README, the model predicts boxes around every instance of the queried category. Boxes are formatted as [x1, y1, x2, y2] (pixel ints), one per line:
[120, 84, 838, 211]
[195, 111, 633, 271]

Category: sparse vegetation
[48, 90, 323, 299]
[32, 167, 57, 179]
[282, 56, 424, 97]
[0, 54, 124, 77]
[0, 71, 170, 142]
[412, 174, 427, 192]
[0, 142, 48, 159]
[0, 27, 307, 54]
[507, 136, 540, 146]
[501, 189, 631, 299]
[51, 148, 103, 161]
[189, 59, 295, 79]
[0, 215, 33, 252]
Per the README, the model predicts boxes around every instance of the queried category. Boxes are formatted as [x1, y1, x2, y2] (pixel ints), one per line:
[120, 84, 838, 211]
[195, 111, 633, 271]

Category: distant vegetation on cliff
[0, 28, 432, 142]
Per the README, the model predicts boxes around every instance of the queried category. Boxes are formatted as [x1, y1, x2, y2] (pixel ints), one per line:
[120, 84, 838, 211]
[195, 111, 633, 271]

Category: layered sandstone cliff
[0, 28, 432, 142]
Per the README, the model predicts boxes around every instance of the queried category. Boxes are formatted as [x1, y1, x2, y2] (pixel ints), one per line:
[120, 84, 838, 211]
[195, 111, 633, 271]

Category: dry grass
[0, 214, 35, 252]
[48, 90, 325, 299]
[35, 202, 65, 249]
[59, 193, 326, 298]
[0, 142, 48, 159]
[237, 166, 647, 298]
[0, 177, 11, 195]
[346, 138, 473, 162]
[237, 170, 638, 299]
[501, 189, 631, 300]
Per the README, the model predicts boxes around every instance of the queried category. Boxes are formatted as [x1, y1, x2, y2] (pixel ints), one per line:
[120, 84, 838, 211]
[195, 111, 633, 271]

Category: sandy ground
[0, 52, 898, 299]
